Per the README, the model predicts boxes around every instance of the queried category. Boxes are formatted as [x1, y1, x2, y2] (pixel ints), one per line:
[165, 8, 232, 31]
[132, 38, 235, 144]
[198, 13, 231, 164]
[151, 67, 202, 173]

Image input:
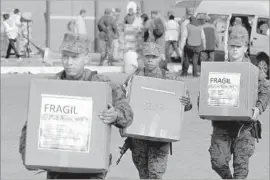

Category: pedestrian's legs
[209, 50, 215, 61]
[5, 40, 12, 59]
[99, 39, 107, 66]
[107, 40, 113, 66]
[209, 127, 233, 179]
[9, 39, 20, 58]
[148, 145, 169, 179]
[232, 128, 255, 179]
[171, 41, 181, 58]
[165, 41, 171, 62]
[131, 139, 149, 179]
[192, 50, 199, 77]
[181, 45, 190, 76]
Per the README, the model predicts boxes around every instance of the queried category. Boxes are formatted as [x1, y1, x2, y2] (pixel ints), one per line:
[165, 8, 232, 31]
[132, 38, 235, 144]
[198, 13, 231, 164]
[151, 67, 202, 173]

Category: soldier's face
[144, 55, 160, 70]
[61, 51, 88, 76]
[228, 45, 247, 62]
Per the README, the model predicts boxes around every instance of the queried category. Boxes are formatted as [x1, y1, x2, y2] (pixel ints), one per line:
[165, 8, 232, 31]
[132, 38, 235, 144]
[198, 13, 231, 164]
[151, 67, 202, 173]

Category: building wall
[49, 0, 95, 51]
[1, 0, 186, 52]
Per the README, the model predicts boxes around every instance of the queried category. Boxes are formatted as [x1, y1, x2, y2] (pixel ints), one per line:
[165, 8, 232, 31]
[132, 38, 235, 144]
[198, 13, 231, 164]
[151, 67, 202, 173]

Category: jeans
[6, 39, 20, 58]
[182, 44, 202, 76]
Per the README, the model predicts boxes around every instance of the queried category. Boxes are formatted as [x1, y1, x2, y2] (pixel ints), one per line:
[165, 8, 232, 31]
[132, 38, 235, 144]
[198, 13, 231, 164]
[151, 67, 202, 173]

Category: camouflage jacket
[98, 15, 118, 41]
[123, 67, 193, 111]
[19, 69, 133, 171]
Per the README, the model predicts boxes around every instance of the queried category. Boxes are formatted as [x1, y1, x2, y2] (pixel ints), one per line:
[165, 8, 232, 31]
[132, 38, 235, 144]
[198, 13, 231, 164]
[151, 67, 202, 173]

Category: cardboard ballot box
[199, 62, 259, 121]
[122, 75, 186, 142]
[25, 79, 112, 173]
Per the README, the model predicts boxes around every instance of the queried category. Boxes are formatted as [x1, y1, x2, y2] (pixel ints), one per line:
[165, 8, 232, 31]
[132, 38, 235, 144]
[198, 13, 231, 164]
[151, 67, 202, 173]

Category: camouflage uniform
[123, 43, 192, 179]
[19, 33, 133, 179]
[97, 9, 119, 65]
[199, 25, 270, 179]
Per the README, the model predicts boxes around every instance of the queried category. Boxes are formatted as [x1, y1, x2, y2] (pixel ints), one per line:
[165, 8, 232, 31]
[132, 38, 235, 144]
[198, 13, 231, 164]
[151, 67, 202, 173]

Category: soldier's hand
[99, 104, 118, 124]
[251, 107, 260, 121]
[179, 96, 191, 107]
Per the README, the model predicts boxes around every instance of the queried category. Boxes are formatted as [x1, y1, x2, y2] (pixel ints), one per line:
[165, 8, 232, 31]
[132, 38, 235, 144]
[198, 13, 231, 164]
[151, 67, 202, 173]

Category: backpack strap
[161, 69, 167, 79]
[86, 70, 98, 81]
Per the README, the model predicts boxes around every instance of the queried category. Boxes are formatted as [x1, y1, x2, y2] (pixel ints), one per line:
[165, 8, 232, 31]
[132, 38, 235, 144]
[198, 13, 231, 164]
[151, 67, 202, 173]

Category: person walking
[124, 8, 136, 25]
[97, 9, 118, 66]
[75, 9, 87, 36]
[165, 12, 181, 62]
[2, 13, 22, 62]
[180, 16, 206, 77]
[200, 15, 219, 62]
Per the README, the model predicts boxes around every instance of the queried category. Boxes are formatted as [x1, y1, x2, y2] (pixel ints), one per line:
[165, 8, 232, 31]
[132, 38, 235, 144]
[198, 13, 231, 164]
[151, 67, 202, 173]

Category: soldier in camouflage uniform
[19, 33, 133, 179]
[122, 42, 193, 179]
[198, 25, 270, 179]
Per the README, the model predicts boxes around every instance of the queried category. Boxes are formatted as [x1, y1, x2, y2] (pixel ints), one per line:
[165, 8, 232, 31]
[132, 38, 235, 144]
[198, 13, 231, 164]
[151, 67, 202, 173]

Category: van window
[196, 13, 206, 19]
[257, 18, 270, 36]
[208, 14, 229, 33]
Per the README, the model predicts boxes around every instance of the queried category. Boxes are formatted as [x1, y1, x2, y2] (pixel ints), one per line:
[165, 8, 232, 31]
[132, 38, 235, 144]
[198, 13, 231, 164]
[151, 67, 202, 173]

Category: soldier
[121, 42, 193, 179]
[97, 9, 118, 66]
[198, 25, 270, 179]
[19, 33, 133, 179]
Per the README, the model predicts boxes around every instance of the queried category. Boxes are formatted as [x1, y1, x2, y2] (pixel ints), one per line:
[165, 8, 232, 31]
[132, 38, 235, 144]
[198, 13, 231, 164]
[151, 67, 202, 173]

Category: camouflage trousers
[130, 138, 169, 179]
[99, 39, 113, 65]
[209, 125, 255, 179]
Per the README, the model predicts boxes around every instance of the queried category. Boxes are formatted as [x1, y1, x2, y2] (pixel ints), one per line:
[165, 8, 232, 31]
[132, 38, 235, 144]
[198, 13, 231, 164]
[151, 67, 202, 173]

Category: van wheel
[257, 59, 268, 74]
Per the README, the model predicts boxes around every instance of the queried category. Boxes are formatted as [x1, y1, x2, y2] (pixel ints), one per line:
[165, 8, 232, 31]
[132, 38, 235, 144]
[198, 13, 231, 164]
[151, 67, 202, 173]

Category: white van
[195, 0, 269, 77]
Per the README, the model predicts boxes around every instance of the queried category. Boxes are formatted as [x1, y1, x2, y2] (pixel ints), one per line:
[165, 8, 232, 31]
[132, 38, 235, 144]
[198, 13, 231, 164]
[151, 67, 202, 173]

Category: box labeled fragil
[122, 75, 186, 142]
[199, 62, 258, 121]
[25, 79, 112, 173]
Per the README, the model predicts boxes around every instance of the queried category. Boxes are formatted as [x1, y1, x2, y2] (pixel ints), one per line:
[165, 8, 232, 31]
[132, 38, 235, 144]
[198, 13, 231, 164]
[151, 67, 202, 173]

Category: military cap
[59, 33, 90, 54]
[143, 42, 161, 57]
[105, 8, 112, 15]
[228, 25, 249, 46]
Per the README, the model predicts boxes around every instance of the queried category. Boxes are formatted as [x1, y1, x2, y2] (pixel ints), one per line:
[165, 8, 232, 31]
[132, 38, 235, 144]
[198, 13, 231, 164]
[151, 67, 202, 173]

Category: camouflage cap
[143, 42, 161, 57]
[59, 33, 89, 54]
[228, 25, 249, 46]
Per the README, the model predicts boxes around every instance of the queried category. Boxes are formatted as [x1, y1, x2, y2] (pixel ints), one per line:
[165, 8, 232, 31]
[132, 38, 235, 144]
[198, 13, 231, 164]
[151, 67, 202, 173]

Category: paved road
[1, 74, 269, 179]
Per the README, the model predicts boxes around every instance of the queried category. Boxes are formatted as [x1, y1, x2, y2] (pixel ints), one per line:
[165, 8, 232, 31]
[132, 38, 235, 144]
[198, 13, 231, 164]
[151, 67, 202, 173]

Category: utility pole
[45, 0, 51, 48]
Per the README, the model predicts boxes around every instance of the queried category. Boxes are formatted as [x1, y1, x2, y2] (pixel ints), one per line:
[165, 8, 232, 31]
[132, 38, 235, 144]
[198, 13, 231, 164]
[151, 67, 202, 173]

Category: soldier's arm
[166, 72, 193, 111]
[112, 18, 119, 37]
[19, 122, 38, 171]
[184, 90, 193, 111]
[97, 17, 107, 33]
[19, 122, 27, 162]
[256, 79, 270, 115]
[93, 75, 133, 128]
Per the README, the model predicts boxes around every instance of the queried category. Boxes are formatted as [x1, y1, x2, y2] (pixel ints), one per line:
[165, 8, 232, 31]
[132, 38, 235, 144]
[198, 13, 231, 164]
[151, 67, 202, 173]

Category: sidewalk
[0, 55, 189, 74]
